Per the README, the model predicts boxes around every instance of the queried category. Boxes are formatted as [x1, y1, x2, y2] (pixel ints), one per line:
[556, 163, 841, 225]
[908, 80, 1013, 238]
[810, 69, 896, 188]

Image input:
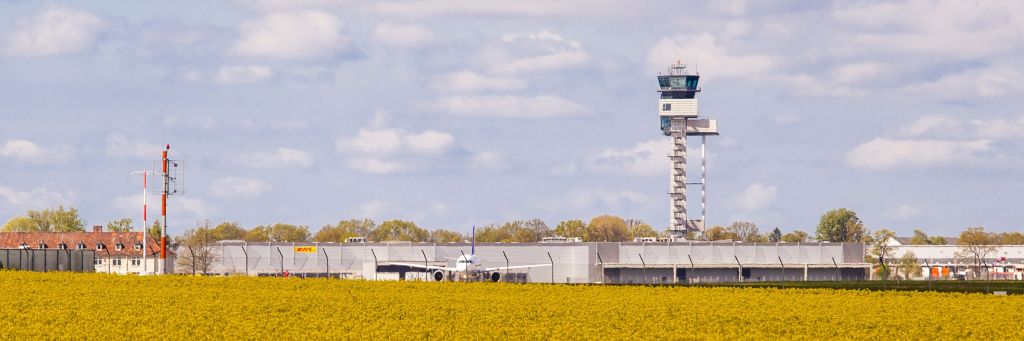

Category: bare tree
[957, 226, 997, 279]
[176, 220, 216, 275]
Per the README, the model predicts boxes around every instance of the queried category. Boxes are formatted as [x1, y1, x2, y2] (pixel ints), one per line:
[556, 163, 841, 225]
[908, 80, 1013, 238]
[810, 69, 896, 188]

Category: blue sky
[1, 1, 1022, 237]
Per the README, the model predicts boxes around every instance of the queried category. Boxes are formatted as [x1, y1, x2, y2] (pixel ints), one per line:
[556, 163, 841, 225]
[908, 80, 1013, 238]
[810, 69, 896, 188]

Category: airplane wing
[482, 264, 551, 272]
[387, 262, 456, 272]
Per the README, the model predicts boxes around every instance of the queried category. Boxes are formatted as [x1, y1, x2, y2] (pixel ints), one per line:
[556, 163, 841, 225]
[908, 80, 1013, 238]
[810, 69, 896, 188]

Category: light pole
[130, 170, 149, 275]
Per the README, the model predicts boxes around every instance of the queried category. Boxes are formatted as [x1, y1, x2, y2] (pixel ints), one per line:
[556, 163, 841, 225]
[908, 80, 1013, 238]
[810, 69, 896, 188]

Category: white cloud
[3, 7, 104, 57]
[830, 62, 888, 84]
[0, 139, 69, 163]
[646, 33, 777, 78]
[430, 95, 586, 118]
[404, 130, 455, 154]
[215, 65, 273, 84]
[105, 134, 162, 160]
[470, 151, 505, 171]
[886, 205, 922, 220]
[587, 139, 668, 176]
[337, 128, 404, 154]
[550, 162, 578, 176]
[211, 177, 272, 198]
[237, 0, 351, 11]
[901, 66, 1024, 98]
[237, 147, 314, 169]
[231, 11, 347, 59]
[114, 194, 212, 224]
[346, 158, 402, 174]
[847, 138, 992, 170]
[372, 22, 433, 48]
[488, 30, 589, 74]
[162, 115, 219, 130]
[970, 116, 1024, 139]
[734, 183, 777, 211]
[0, 185, 74, 210]
[834, 1, 1024, 59]
[359, 200, 386, 217]
[899, 115, 961, 137]
[566, 189, 647, 212]
[431, 70, 527, 93]
[371, 0, 632, 17]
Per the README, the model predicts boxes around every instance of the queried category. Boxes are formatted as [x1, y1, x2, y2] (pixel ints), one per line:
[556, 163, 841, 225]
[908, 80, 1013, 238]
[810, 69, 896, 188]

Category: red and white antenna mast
[156, 144, 185, 274]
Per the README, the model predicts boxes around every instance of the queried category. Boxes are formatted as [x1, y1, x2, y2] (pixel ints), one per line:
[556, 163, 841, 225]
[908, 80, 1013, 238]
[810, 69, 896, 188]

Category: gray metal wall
[196, 242, 867, 283]
[0, 249, 95, 272]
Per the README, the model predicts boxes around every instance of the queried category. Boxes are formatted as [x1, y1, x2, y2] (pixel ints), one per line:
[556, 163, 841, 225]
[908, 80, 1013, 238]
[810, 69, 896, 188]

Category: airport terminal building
[196, 241, 870, 283]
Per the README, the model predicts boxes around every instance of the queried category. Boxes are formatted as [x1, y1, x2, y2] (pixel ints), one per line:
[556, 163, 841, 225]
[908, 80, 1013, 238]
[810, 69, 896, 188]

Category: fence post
[240, 244, 249, 276]
[547, 252, 554, 284]
[369, 249, 378, 281]
[779, 256, 786, 289]
[276, 247, 285, 277]
[502, 251, 509, 281]
[597, 252, 604, 284]
[188, 246, 196, 275]
[639, 253, 647, 284]
[323, 247, 330, 279]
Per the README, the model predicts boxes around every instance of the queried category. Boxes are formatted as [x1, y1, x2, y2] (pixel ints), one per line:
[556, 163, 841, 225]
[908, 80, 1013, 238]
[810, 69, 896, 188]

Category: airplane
[388, 226, 551, 282]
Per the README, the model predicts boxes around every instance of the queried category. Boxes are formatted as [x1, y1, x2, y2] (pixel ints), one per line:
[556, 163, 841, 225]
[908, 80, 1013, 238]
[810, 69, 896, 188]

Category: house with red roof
[0, 226, 175, 274]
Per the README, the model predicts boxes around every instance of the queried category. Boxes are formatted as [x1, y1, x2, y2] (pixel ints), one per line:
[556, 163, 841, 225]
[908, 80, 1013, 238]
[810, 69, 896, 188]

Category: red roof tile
[0, 231, 175, 257]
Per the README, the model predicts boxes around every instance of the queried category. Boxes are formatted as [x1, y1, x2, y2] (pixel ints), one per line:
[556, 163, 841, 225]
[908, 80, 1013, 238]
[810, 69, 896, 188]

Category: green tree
[927, 236, 948, 245]
[957, 226, 997, 278]
[768, 227, 783, 243]
[554, 219, 586, 239]
[781, 230, 809, 243]
[210, 221, 248, 241]
[265, 223, 311, 242]
[148, 220, 163, 240]
[2, 216, 34, 231]
[996, 232, 1024, 245]
[245, 226, 270, 242]
[371, 220, 428, 242]
[899, 251, 922, 280]
[430, 229, 464, 243]
[908, 229, 930, 245]
[705, 225, 736, 241]
[728, 221, 760, 242]
[585, 215, 628, 242]
[523, 218, 553, 241]
[3, 206, 85, 232]
[815, 208, 867, 242]
[313, 219, 376, 243]
[627, 222, 658, 240]
[869, 228, 897, 261]
[106, 218, 133, 232]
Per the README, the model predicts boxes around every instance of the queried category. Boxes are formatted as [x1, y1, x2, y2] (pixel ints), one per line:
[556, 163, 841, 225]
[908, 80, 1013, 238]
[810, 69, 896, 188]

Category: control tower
[658, 61, 719, 239]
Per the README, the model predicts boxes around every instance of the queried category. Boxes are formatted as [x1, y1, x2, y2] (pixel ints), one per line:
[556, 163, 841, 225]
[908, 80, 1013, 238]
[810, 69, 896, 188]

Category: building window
[96, 243, 106, 250]
[58, 243, 68, 250]
[112, 258, 122, 266]
[94, 257, 102, 265]
[37, 242, 47, 249]
[77, 242, 86, 250]
[19, 243, 28, 249]
[134, 243, 143, 250]
[662, 103, 671, 111]
[115, 242, 124, 251]
[131, 258, 141, 266]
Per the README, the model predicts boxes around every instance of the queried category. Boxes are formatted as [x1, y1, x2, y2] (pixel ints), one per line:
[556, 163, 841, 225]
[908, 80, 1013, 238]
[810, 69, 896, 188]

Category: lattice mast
[657, 61, 719, 239]
[157, 144, 184, 274]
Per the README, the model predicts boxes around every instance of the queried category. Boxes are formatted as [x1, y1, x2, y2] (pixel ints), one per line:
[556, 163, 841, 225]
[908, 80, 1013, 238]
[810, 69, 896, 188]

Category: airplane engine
[490, 271, 501, 283]
[432, 270, 446, 282]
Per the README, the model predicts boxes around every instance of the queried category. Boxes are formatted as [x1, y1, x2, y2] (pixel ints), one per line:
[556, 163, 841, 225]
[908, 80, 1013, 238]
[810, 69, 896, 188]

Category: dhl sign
[294, 246, 317, 253]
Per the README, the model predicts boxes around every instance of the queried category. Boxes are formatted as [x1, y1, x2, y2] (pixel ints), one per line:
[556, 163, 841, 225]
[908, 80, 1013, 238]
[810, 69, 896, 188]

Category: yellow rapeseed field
[0, 271, 1020, 339]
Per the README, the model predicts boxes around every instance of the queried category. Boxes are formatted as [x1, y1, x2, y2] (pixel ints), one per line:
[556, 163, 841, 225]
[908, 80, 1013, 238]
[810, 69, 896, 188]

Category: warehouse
[195, 241, 869, 283]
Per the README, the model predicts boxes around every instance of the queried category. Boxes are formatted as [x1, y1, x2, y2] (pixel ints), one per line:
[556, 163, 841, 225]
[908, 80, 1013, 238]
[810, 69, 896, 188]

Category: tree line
[4, 206, 1023, 249]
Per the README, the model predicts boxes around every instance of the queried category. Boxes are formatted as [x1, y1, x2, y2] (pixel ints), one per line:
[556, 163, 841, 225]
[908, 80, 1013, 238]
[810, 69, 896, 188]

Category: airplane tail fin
[471, 225, 476, 255]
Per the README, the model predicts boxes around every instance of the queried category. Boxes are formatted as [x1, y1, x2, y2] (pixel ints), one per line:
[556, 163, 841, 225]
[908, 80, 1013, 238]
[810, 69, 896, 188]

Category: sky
[0, 0, 1022, 237]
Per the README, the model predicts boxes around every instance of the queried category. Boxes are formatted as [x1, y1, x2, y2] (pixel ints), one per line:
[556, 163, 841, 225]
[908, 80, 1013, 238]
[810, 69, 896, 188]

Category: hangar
[197, 241, 869, 283]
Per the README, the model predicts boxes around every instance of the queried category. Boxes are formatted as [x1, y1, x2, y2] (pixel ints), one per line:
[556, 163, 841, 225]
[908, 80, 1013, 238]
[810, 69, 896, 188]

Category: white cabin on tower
[657, 61, 719, 240]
